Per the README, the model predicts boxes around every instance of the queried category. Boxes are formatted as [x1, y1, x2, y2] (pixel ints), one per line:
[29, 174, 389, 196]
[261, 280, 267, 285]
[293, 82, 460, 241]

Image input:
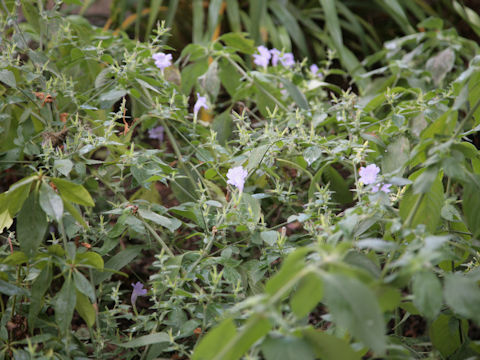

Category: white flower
[194, 93, 208, 117]
[226, 166, 248, 192]
[152, 52, 172, 70]
[359, 164, 380, 185]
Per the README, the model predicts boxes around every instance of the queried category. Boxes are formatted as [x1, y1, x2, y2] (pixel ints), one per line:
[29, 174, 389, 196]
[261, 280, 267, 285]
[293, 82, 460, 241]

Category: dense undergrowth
[1, 1, 480, 359]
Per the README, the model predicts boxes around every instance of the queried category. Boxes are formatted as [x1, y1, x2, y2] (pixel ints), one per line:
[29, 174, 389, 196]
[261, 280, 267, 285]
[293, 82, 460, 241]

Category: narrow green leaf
[28, 264, 52, 328]
[73, 270, 96, 303]
[0, 279, 28, 296]
[278, 77, 309, 110]
[94, 247, 141, 285]
[117, 332, 170, 347]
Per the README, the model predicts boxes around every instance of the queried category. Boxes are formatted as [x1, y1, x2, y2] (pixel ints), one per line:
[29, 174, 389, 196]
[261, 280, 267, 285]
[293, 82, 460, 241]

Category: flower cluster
[253, 46, 295, 68]
[152, 52, 172, 70]
[226, 166, 248, 192]
[358, 164, 391, 194]
[309, 64, 323, 78]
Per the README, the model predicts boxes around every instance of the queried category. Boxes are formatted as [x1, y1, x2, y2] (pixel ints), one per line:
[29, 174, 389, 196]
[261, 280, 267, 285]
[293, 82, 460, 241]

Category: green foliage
[1, 1, 480, 359]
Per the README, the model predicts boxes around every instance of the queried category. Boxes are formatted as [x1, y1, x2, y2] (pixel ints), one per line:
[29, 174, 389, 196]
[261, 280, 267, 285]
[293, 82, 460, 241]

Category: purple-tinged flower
[372, 183, 392, 194]
[253, 46, 271, 68]
[310, 64, 319, 75]
[152, 52, 172, 70]
[280, 53, 295, 67]
[270, 48, 281, 66]
[359, 164, 380, 185]
[194, 93, 208, 117]
[148, 126, 164, 142]
[131, 282, 147, 306]
[381, 183, 392, 193]
[226, 166, 248, 192]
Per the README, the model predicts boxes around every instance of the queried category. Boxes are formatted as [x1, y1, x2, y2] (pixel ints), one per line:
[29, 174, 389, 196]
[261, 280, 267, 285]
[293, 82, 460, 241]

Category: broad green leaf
[17, 193, 48, 258]
[444, 273, 480, 324]
[53, 159, 74, 177]
[399, 169, 444, 232]
[426, 48, 455, 86]
[98, 89, 127, 109]
[117, 332, 170, 347]
[430, 314, 467, 357]
[28, 264, 52, 328]
[219, 34, 255, 55]
[266, 247, 310, 296]
[55, 275, 76, 334]
[73, 270, 96, 303]
[0, 279, 28, 296]
[75, 291, 95, 327]
[181, 59, 209, 95]
[322, 274, 386, 355]
[382, 136, 409, 174]
[412, 271, 442, 320]
[290, 272, 323, 318]
[51, 178, 94, 207]
[303, 328, 361, 360]
[261, 335, 315, 360]
[462, 181, 480, 237]
[246, 144, 269, 171]
[75, 252, 104, 270]
[323, 165, 353, 204]
[39, 183, 63, 222]
[0, 69, 16, 88]
[193, 316, 271, 360]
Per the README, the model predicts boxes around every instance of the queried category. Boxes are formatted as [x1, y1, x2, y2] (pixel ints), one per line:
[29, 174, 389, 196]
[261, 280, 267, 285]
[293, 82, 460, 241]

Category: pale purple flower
[253, 46, 271, 68]
[194, 93, 208, 117]
[372, 183, 392, 194]
[381, 183, 392, 193]
[226, 166, 248, 192]
[359, 164, 380, 185]
[152, 52, 172, 70]
[280, 53, 295, 67]
[270, 48, 281, 66]
[148, 126, 164, 142]
[131, 282, 147, 306]
[310, 64, 319, 75]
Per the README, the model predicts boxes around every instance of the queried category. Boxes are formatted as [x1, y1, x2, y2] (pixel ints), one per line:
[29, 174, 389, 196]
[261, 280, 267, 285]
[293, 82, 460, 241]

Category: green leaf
[138, 208, 181, 232]
[462, 181, 480, 237]
[0, 69, 16, 88]
[219, 33, 254, 54]
[322, 165, 353, 204]
[412, 271, 443, 320]
[28, 264, 52, 328]
[303, 328, 361, 360]
[181, 59, 209, 95]
[426, 48, 455, 86]
[430, 314, 467, 357]
[98, 89, 127, 109]
[261, 335, 315, 360]
[278, 78, 309, 110]
[63, 200, 88, 229]
[193, 316, 271, 360]
[51, 178, 95, 207]
[75, 252, 104, 270]
[322, 274, 386, 355]
[39, 183, 63, 222]
[17, 193, 48, 258]
[94, 247, 141, 285]
[266, 247, 310, 296]
[73, 270, 95, 303]
[399, 169, 444, 232]
[55, 275, 76, 335]
[269, 2, 308, 55]
[75, 291, 95, 327]
[0, 279, 28, 296]
[53, 159, 74, 177]
[444, 273, 480, 324]
[246, 145, 269, 171]
[117, 332, 170, 347]
[290, 272, 323, 318]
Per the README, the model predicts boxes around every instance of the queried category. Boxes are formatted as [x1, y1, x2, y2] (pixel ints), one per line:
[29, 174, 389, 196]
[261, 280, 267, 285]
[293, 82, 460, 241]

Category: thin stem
[141, 219, 174, 257]
[404, 193, 424, 228]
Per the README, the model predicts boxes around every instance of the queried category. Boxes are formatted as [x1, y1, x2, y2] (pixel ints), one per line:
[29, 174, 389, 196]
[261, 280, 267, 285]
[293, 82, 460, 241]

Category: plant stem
[142, 220, 174, 257]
